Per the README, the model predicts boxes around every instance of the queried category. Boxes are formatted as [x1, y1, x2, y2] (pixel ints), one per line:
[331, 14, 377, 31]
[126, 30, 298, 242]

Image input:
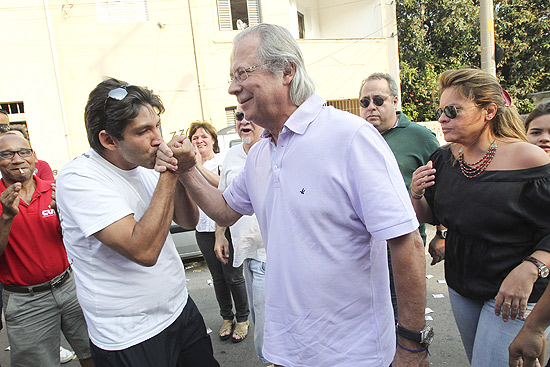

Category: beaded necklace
[457, 140, 497, 179]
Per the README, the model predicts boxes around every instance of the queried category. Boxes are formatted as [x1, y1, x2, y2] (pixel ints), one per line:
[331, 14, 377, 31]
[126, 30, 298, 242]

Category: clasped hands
[155, 135, 197, 174]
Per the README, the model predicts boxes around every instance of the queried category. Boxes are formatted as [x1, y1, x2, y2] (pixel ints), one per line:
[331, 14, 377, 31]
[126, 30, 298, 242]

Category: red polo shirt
[0, 176, 69, 286]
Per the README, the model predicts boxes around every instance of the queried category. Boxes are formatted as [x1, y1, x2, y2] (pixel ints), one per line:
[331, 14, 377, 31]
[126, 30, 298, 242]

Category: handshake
[155, 135, 198, 174]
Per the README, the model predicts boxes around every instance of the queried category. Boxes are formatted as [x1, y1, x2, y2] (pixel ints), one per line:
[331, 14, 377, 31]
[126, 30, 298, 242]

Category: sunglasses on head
[359, 95, 386, 108]
[235, 112, 244, 122]
[435, 105, 459, 120]
[104, 84, 133, 111]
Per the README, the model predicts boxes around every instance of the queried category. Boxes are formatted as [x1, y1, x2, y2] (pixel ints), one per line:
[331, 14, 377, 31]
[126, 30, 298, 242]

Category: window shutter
[247, 0, 260, 26]
[217, 0, 232, 31]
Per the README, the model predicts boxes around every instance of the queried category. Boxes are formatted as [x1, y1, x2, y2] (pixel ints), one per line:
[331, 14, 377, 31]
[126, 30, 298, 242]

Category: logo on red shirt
[42, 209, 56, 218]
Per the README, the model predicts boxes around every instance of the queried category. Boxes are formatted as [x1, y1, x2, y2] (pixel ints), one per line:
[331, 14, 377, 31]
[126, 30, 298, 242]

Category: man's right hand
[155, 135, 196, 174]
[1, 183, 21, 218]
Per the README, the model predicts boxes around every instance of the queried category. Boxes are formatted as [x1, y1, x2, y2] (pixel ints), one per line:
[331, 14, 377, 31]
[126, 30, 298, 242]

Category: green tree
[397, 0, 550, 120]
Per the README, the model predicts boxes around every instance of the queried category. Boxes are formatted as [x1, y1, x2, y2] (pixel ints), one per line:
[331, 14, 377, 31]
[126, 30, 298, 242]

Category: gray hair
[233, 23, 315, 106]
[359, 72, 399, 98]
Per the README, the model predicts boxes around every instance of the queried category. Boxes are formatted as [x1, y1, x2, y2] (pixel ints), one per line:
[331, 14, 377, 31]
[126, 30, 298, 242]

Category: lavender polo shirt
[223, 93, 419, 367]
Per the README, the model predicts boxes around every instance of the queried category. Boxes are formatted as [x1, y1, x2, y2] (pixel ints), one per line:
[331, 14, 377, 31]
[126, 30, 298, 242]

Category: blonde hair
[439, 68, 526, 141]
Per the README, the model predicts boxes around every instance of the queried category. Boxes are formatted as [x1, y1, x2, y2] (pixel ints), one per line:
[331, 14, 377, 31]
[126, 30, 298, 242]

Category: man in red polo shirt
[0, 133, 94, 367]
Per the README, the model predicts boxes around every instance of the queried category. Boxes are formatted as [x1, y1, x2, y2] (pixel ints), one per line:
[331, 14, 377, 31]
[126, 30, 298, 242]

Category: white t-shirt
[196, 153, 224, 232]
[223, 93, 419, 367]
[218, 144, 266, 267]
[56, 149, 188, 350]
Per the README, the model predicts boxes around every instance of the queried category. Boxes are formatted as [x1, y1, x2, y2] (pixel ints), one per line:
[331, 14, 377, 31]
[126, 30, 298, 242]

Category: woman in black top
[411, 69, 550, 366]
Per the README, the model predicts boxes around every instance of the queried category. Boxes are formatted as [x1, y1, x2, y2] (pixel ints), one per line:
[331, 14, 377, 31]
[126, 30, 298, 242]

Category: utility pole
[480, 0, 496, 76]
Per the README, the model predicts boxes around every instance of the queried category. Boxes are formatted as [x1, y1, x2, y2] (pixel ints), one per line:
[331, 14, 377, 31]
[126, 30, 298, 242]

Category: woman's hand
[411, 161, 436, 198]
[495, 262, 538, 322]
[428, 235, 445, 265]
[194, 147, 204, 168]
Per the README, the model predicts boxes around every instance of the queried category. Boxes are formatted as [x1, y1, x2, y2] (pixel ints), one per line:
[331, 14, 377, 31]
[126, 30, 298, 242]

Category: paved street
[0, 225, 547, 366]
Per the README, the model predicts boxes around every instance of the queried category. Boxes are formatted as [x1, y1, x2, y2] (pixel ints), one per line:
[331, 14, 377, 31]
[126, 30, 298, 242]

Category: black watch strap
[396, 324, 434, 346]
[396, 325, 421, 343]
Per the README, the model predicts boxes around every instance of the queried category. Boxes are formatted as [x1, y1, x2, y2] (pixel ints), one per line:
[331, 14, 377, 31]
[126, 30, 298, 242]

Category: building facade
[0, 0, 400, 172]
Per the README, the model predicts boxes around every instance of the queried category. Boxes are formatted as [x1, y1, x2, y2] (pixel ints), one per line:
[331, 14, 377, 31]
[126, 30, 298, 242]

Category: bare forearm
[128, 171, 179, 263]
[173, 180, 199, 229]
[197, 165, 220, 188]
[178, 168, 241, 227]
[524, 284, 550, 333]
[389, 231, 427, 331]
[215, 223, 227, 242]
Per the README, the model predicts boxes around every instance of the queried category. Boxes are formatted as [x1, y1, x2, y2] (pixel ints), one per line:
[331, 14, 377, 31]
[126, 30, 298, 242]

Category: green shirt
[382, 112, 440, 242]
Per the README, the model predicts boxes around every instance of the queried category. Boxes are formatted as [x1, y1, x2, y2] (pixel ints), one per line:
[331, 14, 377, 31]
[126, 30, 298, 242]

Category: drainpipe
[43, 0, 73, 159]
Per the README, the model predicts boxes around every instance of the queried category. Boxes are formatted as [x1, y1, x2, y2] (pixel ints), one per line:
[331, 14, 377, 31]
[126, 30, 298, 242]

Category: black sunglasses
[360, 96, 386, 108]
[435, 105, 459, 120]
[235, 112, 244, 122]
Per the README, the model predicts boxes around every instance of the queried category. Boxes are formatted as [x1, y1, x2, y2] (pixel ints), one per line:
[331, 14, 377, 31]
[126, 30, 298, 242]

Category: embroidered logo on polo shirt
[42, 208, 56, 218]
[300, 188, 306, 194]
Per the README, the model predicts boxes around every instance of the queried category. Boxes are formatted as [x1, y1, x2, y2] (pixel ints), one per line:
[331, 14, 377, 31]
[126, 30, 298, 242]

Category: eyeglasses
[435, 105, 460, 119]
[104, 84, 132, 111]
[235, 112, 244, 122]
[229, 63, 268, 83]
[359, 96, 386, 108]
[0, 125, 10, 133]
[0, 148, 33, 160]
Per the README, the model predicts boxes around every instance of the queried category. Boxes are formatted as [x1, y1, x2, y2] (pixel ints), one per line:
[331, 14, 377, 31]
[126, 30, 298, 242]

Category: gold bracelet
[411, 191, 424, 200]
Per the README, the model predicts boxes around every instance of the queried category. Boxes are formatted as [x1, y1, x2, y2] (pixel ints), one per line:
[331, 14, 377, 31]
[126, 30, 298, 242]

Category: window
[0, 101, 24, 115]
[1, 100, 29, 139]
[225, 106, 237, 126]
[96, 0, 149, 24]
[297, 11, 305, 39]
[217, 0, 261, 31]
[325, 99, 361, 116]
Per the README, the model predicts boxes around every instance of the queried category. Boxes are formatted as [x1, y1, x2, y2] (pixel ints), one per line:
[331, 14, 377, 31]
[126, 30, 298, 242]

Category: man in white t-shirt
[156, 24, 430, 367]
[56, 78, 219, 367]
[214, 108, 270, 363]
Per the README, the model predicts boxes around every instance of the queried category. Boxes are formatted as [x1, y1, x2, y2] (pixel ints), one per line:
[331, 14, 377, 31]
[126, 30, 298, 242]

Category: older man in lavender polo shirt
[156, 24, 430, 367]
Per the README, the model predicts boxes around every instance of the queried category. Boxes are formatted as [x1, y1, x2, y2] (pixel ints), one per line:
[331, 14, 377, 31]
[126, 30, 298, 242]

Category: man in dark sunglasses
[359, 72, 440, 323]
[56, 78, 219, 367]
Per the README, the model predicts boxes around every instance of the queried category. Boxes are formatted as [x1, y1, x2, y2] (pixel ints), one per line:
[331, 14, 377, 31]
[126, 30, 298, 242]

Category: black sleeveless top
[425, 145, 550, 302]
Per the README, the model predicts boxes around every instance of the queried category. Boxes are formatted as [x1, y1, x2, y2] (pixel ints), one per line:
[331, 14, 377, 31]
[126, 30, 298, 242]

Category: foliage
[397, 0, 550, 121]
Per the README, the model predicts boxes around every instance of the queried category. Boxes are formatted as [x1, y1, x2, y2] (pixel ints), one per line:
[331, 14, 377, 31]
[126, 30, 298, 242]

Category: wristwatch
[436, 228, 447, 239]
[523, 256, 550, 278]
[396, 324, 434, 346]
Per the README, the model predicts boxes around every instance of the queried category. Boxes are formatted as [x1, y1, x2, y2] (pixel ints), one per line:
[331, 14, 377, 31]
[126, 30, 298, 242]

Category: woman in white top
[188, 122, 250, 343]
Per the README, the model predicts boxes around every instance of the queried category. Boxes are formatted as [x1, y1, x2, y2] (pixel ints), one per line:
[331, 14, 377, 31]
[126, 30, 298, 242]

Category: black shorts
[90, 297, 219, 367]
